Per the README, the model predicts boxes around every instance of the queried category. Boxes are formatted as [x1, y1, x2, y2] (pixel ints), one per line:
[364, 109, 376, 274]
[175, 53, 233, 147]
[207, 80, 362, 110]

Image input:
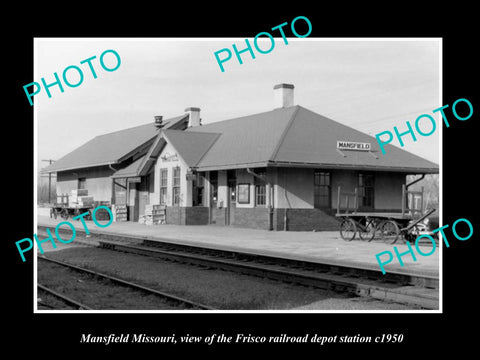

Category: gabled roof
[186, 106, 298, 169]
[270, 106, 438, 172]
[163, 130, 221, 168]
[187, 105, 439, 173]
[43, 115, 188, 173]
[118, 129, 221, 178]
[45, 104, 439, 176]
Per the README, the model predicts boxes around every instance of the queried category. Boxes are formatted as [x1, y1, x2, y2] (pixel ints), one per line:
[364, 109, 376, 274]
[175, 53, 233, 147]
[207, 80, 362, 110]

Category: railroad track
[38, 283, 92, 310]
[37, 226, 439, 309]
[37, 256, 215, 310]
[97, 239, 439, 309]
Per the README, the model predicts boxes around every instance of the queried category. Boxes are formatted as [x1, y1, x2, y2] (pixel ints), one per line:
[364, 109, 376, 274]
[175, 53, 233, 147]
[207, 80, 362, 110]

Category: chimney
[273, 83, 294, 108]
[185, 107, 201, 127]
[154, 115, 163, 128]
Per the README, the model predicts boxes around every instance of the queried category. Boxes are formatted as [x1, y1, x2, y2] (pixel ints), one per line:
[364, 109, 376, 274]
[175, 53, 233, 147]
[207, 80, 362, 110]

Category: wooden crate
[112, 204, 127, 222]
[71, 189, 88, 197]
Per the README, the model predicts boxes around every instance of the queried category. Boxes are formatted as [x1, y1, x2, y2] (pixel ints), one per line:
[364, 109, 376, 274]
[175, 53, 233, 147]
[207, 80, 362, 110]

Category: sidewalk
[37, 214, 440, 277]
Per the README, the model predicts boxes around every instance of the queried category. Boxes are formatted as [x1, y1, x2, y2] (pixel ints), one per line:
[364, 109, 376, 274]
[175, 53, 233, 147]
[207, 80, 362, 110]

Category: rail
[38, 256, 215, 310]
[36, 226, 440, 308]
[38, 283, 92, 310]
[97, 238, 439, 308]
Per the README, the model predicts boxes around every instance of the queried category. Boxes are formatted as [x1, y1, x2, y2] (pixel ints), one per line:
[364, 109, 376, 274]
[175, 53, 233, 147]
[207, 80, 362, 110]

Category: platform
[36, 212, 440, 278]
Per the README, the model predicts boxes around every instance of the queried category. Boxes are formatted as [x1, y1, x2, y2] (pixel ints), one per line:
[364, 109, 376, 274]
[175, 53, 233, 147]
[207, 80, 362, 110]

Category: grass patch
[38, 259, 185, 310]
[41, 246, 345, 310]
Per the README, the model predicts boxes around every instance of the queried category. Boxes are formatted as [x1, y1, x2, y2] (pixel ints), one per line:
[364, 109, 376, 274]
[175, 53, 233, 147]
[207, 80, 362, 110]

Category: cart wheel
[380, 220, 400, 244]
[61, 210, 69, 220]
[404, 232, 413, 243]
[404, 225, 419, 243]
[359, 220, 376, 242]
[340, 218, 357, 241]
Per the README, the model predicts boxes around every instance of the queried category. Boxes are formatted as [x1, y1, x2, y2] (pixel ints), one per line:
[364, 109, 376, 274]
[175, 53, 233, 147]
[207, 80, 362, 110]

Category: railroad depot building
[43, 84, 439, 231]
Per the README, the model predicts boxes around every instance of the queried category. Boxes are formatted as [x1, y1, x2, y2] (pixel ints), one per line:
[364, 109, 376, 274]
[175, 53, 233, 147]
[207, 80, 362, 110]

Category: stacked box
[69, 196, 94, 207]
[69, 189, 92, 207]
[144, 204, 166, 225]
[77, 196, 94, 207]
[71, 189, 88, 197]
[112, 204, 127, 222]
[56, 194, 68, 205]
[68, 196, 77, 207]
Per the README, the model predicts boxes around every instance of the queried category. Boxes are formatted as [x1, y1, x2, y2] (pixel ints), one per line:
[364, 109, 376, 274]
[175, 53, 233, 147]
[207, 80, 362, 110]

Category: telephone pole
[41, 159, 55, 204]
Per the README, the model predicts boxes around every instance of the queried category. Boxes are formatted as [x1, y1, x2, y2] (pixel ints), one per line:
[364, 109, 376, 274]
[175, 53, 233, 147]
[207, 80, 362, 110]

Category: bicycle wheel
[380, 220, 400, 244]
[359, 219, 376, 242]
[340, 218, 357, 241]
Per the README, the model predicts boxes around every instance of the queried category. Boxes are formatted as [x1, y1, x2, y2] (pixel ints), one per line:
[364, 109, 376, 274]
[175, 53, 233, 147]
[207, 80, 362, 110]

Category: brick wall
[273, 208, 285, 231]
[185, 207, 209, 225]
[211, 207, 227, 225]
[165, 206, 340, 231]
[233, 207, 339, 231]
[166, 206, 209, 225]
[166, 206, 185, 225]
[233, 207, 272, 230]
[273, 208, 340, 231]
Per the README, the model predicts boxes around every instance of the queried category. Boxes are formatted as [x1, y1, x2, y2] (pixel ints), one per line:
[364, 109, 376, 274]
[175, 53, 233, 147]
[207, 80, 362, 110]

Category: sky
[35, 38, 441, 173]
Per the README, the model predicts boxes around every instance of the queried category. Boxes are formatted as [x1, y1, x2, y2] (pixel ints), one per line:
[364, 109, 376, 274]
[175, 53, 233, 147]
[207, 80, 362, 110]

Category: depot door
[209, 171, 218, 224]
[128, 184, 139, 221]
[137, 175, 151, 219]
[358, 173, 374, 211]
[225, 170, 236, 225]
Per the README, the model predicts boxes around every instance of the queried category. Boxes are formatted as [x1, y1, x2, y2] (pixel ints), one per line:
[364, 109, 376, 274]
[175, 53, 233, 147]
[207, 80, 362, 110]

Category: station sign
[337, 141, 371, 151]
[161, 152, 178, 162]
[186, 172, 196, 181]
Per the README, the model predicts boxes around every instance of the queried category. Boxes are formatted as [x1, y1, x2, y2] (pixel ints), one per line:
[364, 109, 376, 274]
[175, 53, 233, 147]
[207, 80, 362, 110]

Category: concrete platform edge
[37, 222, 439, 279]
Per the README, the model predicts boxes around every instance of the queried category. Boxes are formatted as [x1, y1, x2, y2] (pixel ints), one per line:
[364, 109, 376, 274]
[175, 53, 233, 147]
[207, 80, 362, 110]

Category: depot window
[254, 169, 266, 206]
[172, 167, 181, 206]
[227, 169, 236, 202]
[159, 168, 168, 205]
[314, 171, 330, 208]
[358, 173, 374, 209]
[78, 177, 86, 190]
[210, 171, 218, 204]
[193, 172, 204, 206]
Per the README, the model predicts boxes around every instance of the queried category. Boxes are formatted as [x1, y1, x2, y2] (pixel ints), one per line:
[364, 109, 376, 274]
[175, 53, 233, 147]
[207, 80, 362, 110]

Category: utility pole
[41, 159, 55, 204]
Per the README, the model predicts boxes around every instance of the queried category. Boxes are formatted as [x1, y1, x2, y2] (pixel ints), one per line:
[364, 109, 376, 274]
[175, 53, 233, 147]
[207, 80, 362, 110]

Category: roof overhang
[194, 162, 270, 172]
[137, 136, 168, 176]
[41, 161, 119, 174]
[111, 155, 146, 179]
[266, 161, 439, 174]
[194, 161, 439, 174]
[41, 137, 157, 174]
